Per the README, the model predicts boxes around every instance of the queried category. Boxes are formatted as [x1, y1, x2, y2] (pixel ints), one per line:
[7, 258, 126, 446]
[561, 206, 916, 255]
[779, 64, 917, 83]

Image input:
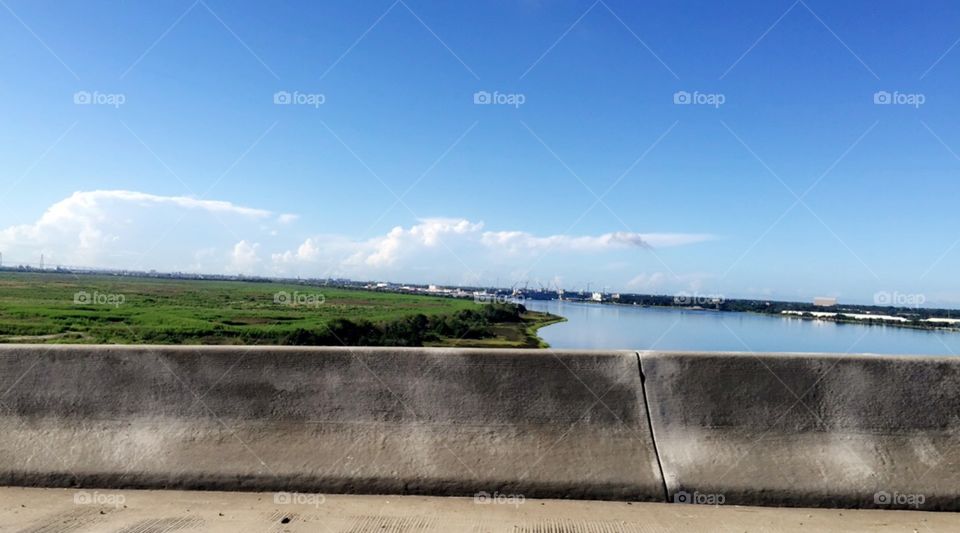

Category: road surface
[1, 487, 957, 532]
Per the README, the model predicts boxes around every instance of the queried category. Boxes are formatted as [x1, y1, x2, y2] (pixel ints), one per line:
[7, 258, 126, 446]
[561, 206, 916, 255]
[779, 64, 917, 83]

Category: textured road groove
[516, 519, 649, 533]
[113, 516, 203, 533]
[345, 515, 436, 532]
[17, 508, 115, 533]
[0, 488, 954, 532]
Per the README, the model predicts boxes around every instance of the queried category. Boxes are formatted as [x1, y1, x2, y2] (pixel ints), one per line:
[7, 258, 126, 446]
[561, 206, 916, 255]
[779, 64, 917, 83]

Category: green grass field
[0, 272, 560, 347]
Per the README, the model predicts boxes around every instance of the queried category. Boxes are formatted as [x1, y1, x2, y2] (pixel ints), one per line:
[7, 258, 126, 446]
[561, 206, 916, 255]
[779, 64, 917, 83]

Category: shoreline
[526, 312, 568, 348]
[428, 310, 566, 349]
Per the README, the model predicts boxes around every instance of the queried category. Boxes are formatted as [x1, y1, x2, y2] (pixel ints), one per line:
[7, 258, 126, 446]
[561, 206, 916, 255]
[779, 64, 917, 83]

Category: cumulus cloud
[271, 235, 358, 267]
[228, 240, 260, 273]
[352, 220, 710, 267]
[0, 191, 715, 289]
[275, 218, 715, 276]
[0, 190, 285, 268]
[360, 218, 484, 267]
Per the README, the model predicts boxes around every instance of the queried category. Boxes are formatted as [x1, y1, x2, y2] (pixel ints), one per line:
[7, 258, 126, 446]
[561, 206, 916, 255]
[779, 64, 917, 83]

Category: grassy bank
[0, 272, 560, 348]
[426, 310, 566, 348]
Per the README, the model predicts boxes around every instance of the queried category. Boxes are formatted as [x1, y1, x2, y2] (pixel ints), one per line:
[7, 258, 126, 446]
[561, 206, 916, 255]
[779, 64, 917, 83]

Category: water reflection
[525, 300, 960, 356]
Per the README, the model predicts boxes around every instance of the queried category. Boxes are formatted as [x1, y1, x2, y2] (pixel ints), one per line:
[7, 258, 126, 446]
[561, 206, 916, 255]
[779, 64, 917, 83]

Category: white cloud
[294, 237, 322, 261]
[61, 190, 274, 218]
[273, 218, 715, 281]
[228, 240, 260, 273]
[271, 235, 357, 266]
[480, 230, 714, 253]
[0, 191, 715, 289]
[362, 218, 484, 267]
[350, 220, 710, 267]
[0, 190, 286, 268]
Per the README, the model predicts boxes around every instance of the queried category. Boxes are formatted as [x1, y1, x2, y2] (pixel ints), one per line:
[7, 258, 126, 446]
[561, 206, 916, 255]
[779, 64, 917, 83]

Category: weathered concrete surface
[0, 345, 662, 501]
[641, 351, 960, 511]
[3, 486, 958, 532]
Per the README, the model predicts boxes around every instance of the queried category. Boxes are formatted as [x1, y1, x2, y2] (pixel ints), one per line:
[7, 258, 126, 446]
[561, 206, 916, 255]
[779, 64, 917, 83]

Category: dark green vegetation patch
[0, 272, 560, 348]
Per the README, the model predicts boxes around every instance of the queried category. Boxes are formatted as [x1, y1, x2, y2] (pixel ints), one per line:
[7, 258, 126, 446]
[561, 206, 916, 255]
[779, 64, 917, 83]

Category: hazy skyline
[2, 1, 959, 305]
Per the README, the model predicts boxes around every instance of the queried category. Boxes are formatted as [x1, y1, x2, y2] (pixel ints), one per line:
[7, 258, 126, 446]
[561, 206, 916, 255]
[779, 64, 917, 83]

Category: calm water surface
[525, 300, 960, 355]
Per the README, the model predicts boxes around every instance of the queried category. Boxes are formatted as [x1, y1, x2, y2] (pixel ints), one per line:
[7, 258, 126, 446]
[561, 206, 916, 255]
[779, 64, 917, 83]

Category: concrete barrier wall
[3, 345, 960, 510]
[640, 351, 960, 511]
[0, 345, 663, 501]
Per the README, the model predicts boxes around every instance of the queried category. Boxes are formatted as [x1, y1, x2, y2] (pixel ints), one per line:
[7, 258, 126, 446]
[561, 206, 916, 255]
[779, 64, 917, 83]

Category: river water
[524, 300, 960, 355]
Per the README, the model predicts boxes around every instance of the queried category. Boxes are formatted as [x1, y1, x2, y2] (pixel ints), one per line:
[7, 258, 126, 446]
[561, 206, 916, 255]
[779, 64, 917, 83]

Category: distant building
[591, 292, 604, 302]
[814, 297, 838, 307]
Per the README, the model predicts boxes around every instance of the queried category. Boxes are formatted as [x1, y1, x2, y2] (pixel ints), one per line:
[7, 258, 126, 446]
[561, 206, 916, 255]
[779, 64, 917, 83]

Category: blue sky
[1, 0, 959, 305]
